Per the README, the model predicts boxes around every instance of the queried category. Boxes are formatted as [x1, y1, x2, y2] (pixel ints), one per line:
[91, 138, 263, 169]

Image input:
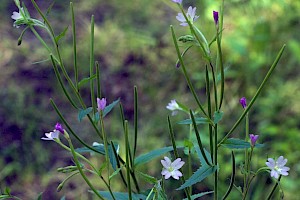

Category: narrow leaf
[177, 165, 218, 190]
[78, 107, 93, 122]
[108, 143, 119, 170]
[183, 191, 214, 200]
[55, 26, 69, 42]
[178, 117, 210, 125]
[213, 111, 224, 124]
[136, 171, 157, 184]
[134, 146, 175, 166]
[222, 151, 235, 199]
[95, 191, 146, 200]
[36, 192, 43, 200]
[103, 98, 120, 117]
[109, 167, 123, 180]
[78, 74, 97, 89]
[221, 138, 250, 149]
[194, 146, 212, 165]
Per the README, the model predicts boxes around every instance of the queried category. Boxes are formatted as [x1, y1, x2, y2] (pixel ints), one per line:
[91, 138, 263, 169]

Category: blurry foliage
[0, 0, 299, 199]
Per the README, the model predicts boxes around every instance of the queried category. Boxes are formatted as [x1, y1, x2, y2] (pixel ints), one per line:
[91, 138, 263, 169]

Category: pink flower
[55, 122, 65, 134]
[41, 123, 64, 141]
[161, 157, 185, 180]
[97, 97, 107, 111]
[249, 134, 259, 146]
[266, 156, 290, 179]
[176, 6, 199, 26]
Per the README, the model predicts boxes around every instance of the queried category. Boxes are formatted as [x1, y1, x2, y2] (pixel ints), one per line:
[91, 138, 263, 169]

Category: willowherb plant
[1, 0, 290, 199]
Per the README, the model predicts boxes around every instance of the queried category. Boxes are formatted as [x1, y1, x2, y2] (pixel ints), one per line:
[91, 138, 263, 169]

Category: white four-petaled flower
[176, 6, 199, 26]
[161, 157, 185, 180]
[266, 156, 290, 179]
[166, 99, 181, 116]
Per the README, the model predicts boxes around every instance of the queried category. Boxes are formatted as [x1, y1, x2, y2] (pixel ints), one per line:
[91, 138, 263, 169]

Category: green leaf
[94, 191, 147, 200]
[136, 171, 157, 184]
[177, 117, 210, 125]
[109, 167, 123, 180]
[76, 142, 119, 170]
[78, 107, 93, 122]
[134, 146, 175, 166]
[108, 143, 119, 170]
[103, 98, 120, 117]
[183, 191, 214, 200]
[78, 74, 97, 89]
[55, 26, 69, 42]
[254, 143, 265, 148]
[194, 146, 212, 165]
[36, 192, 43, 200]
[75, 143, 106, 155]
[0, 195, 11, 199]
[177, 165, 218, 190]
[94, 98, 121, 122]
[213, 111, 224, 124]
[221, 138, 250, 149]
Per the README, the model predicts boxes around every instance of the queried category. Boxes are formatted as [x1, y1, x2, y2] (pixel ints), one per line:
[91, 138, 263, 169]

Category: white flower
[41, 130, 60, 141]
[266, 156, 290, 179]
[11, 8, 24, 28]
[176, 6, 199, 26]
[161, 157, 185, 180]
[166, 99, 180, 116]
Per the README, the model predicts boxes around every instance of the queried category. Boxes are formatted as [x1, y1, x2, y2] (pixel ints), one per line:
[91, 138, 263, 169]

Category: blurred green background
[0, 0, 299, 199]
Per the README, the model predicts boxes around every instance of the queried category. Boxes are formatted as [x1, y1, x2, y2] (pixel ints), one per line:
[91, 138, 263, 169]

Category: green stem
[243, 113, 249, 194]
[167, 116, 192, 200]
[222, 151, 235, 199]
[266, 175, 282, 200]
[190, 110, 211, 166]
[90, 15, 96, 114]
[124, 121, 132, 200]
[99, 111, 110, 181]
[216, 28, 224, 110]
[242, 147, 254, 199]
[70, 2, 78, 90]
[96, 61, 101, 98]
[214, 125, 218, 200]
[133, 86, 138, 158]
[209, 62, 218, 111]
[50, 99, 102, 154]
[205, 66, 214, 161]
[218, 44, 286, 146]
[170, 26, 211, 120]
[65, 133, 104, 199]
